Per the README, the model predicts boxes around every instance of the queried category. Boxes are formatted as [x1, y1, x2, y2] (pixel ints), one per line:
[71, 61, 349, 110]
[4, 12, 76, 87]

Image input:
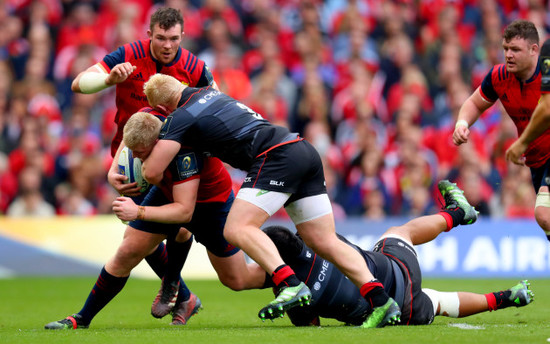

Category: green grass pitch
[1, 277, 549, 344]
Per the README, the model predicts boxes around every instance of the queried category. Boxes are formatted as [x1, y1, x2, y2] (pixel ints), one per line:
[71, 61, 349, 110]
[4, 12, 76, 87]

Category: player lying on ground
[263, 180, 534, 327]
[45, 110, 272, 329]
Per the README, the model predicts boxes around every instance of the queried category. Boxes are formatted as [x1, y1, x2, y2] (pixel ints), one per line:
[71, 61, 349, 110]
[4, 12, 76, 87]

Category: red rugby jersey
[480, 63, 550, 168]
[161, 155, 233, 204]
[98, 39, 212, 157]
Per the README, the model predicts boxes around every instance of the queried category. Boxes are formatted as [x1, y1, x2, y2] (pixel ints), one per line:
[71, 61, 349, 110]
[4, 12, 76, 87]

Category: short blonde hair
[123, 112, 163, 150]
[143, 73, 185, 108]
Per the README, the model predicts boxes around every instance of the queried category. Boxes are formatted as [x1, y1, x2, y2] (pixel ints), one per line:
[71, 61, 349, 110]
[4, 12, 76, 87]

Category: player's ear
[147, 29, 152, 39]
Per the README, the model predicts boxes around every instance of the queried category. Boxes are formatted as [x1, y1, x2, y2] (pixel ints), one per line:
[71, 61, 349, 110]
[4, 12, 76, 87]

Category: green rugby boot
[508, 280, 534, 307]
[438, 180, 479, 225]
[258, 282, 311, 321]
[44, 314, 89, 330]
[361, 298, 401, 328]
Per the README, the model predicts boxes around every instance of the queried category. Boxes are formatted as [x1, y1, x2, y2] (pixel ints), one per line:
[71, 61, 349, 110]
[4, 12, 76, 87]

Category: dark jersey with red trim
[159, 87, 298, 171]
[540, 39, 550, 93]
[281, 234, 401, 326]
[137, 107, 231, 204]
[480, 62, 550, 167]
[99, 39, 214, 157]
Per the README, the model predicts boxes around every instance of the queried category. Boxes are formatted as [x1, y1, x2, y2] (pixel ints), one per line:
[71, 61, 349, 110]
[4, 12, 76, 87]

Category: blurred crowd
[0, 0, 547, 220]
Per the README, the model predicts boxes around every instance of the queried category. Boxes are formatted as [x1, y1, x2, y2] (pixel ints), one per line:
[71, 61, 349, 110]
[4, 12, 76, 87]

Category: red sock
[439, 211, 454, 232]
[360, 280, 388, 308]
[272, 265, 296, 287]
[485, 292, 497, 311]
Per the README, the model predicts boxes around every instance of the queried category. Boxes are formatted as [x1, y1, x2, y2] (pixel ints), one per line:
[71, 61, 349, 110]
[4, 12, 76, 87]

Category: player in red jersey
[452, 20, 550, 240]
[45, 110, 270, 329]
[505, 38, 550, 241]
[59, 7, 217, 328]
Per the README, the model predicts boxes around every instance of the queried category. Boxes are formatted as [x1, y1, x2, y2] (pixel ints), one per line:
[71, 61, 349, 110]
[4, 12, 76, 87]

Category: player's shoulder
[137, 106, 168, 121]
[489, 63, 511, 81]
[120, 39, 150, 61]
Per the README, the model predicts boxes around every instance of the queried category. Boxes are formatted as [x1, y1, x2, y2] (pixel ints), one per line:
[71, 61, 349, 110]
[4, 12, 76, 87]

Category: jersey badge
[176, 152, 199, 179]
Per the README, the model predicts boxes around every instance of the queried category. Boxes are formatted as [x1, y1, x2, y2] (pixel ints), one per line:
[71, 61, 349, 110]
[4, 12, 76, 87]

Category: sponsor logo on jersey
[270, 180, 284, 187]
[130, 72, 144, 81]
[197, 90, 221, 104]
[130, 92, 147, 102]
[501, 92, 509, 102]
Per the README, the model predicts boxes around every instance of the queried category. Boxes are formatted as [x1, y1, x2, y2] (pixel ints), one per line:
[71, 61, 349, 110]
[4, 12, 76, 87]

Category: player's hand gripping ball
[118, 146, 149, 193]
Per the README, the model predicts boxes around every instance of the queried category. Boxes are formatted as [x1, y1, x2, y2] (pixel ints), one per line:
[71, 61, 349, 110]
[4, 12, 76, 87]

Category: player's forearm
[139, 203, 193, 224]
[517, 93, 550, 145]
[71, 65, 111, 94]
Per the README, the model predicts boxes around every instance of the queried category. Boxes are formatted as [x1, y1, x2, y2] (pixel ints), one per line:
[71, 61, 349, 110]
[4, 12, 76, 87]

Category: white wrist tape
[78, 72, 109, 94]
[455, 119, 469, 129]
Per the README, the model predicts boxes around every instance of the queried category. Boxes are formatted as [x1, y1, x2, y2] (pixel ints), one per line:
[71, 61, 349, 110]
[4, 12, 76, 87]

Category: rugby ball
[118, 146, 149, 193]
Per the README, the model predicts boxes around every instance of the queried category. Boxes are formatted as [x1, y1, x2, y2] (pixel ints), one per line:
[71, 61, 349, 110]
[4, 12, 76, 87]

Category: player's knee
[534, 200, 550, 231]
[218, 274, 247, 291]
[423, 288, 460, 318]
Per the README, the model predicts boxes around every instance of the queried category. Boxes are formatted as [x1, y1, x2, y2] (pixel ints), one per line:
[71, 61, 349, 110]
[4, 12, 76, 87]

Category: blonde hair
[123, 112, 163, 150]
[143, 73, 185, 108]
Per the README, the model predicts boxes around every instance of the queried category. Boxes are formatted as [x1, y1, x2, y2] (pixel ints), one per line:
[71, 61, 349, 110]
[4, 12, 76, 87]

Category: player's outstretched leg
[44, 314, 89, 330]
[151, 278, 180, 318]
[170, 292, 202, 325]
[438, 180, 479, 224]
[361, 297, 401, 328]
[258, 282, 312, 321]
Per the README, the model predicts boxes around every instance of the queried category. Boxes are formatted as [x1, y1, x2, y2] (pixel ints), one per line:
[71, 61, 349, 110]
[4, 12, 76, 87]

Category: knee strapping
[422, 288, 460, 318]
[535, 192, 550, 208]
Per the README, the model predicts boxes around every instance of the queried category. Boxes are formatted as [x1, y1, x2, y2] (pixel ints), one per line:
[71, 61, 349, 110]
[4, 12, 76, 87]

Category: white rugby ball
[118, 146, 149, 193]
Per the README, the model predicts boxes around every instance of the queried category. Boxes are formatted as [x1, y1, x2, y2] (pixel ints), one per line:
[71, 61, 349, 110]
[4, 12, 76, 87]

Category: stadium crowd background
[0, 0, 547, 220]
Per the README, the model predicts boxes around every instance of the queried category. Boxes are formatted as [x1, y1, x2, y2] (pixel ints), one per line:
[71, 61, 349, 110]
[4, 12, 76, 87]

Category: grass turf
[1, 277, 548, 344]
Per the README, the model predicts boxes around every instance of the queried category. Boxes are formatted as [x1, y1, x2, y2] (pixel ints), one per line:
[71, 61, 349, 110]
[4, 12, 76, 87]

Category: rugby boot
[170, 292, 202, 325]
[44, 314, 89, 330]
[361, 298, 401, 328]
[151, 278, 179, 318]
[258, 282, 312, 321]
[508, 280, 534, 307]
[438, 180, 479, 225]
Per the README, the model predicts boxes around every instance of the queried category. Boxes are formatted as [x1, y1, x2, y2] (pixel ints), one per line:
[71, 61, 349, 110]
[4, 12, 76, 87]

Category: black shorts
[530, 158, 550, 191]
[242, 140, 327, 204]
[130, 187, 240, 257]
[373, 237, 435, 325]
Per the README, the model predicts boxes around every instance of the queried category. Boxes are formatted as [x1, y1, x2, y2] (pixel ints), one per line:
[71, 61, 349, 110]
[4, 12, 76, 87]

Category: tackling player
[140, 73, 403, 328]
[264, 180, 533, 326]
[452, 20, 550, 240]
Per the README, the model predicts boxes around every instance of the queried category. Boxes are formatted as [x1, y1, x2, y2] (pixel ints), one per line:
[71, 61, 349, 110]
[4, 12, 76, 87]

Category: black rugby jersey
[285, 234, 404, 325]
[160, 87, 297, 171]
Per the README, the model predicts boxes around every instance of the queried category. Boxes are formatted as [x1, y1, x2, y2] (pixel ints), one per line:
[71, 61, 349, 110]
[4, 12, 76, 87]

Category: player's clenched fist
[452, 120, 470, 145]
[106, 62, 137, 85]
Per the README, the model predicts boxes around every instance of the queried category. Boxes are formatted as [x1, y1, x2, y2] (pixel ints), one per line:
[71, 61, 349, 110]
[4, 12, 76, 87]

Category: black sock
[360, 280, 389, 308]
[440, 207, 465, 228]
[491, 290, 515, 310]
[145, 241, 191, 303]
[78, 267, 128, 325]
[165, 236, 193, 285]
[167, 236, 193, 303]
